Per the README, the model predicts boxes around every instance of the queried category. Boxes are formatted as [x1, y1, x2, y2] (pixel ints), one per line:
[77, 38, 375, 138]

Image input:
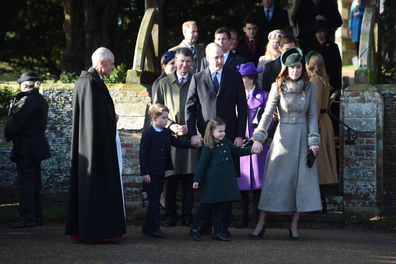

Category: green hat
[305, 50, 318, 66]
[281, 47, 304, 67]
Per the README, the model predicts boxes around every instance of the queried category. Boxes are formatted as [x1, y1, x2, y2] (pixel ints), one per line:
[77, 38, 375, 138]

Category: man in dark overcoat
[5, 72, 51, 228]
[185, 43, 247, 237]
[65, 47, 126, 241]
[254, 0, 290, 47]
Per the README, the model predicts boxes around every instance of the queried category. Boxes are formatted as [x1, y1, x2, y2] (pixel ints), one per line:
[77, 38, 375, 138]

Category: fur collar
[282, 78, 305, 94]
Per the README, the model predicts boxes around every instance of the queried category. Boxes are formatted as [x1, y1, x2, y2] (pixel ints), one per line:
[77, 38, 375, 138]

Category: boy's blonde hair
[149, 103, 169, 120]
[203, 117, 226, 149]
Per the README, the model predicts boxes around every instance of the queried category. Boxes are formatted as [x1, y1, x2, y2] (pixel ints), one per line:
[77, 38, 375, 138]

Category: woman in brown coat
[306, 51, 338, 213]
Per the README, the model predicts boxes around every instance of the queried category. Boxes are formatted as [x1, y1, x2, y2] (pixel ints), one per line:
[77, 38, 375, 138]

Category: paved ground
[1, 223, 395, 264]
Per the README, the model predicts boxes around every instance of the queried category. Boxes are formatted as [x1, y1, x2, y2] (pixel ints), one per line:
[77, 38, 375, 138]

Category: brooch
[256, 94, 262, 99]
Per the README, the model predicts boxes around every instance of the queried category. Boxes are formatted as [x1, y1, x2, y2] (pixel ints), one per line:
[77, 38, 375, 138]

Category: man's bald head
[206, 43, 224, 72]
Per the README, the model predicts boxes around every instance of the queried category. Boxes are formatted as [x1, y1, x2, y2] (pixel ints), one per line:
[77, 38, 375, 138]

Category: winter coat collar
[282, 78, 305, 94]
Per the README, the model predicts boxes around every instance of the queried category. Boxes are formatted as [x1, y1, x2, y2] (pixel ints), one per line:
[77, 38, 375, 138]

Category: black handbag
[306, 149, 317, 168]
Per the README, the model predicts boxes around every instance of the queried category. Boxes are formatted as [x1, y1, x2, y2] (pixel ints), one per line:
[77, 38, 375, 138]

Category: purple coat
[238, 87, 272, 190]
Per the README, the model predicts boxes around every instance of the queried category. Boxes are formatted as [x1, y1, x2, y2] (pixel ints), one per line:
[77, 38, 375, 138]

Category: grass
[0, 205, 67, 223]
[342, 65, 358, 70]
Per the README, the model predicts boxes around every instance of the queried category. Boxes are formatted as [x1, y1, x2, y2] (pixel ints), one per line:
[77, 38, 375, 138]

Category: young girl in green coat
[189, 118, 254, 241]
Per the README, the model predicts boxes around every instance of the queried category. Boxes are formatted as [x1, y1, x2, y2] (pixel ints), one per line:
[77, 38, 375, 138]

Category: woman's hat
[305, 50, 318, 65]
[163, 51, 176, 65]
[268, 29, 284, 40]
[236, 62, 263, 76]
[281, 47, 304, 67]
[309, 20, 335, 36]
[17, 72, 41, 84]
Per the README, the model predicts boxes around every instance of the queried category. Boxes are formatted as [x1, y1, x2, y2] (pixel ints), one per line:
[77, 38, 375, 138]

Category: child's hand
[192, 182, 200, 189]
[143, 175, 151, 184]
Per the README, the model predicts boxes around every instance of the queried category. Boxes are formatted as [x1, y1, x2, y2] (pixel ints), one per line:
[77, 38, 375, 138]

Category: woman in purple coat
[235, 62, 273, 229]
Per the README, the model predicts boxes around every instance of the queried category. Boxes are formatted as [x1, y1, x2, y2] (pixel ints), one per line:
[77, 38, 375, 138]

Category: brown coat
[311, 77, 338, 185]
[154, 71, 198, 177]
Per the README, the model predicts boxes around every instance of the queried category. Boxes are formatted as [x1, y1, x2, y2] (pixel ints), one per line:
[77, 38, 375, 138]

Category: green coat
[154, 71, 198, 177]
[194, 139, 252, 204]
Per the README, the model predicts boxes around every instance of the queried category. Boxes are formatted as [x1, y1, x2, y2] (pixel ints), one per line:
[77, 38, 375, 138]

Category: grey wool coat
[251, 78, 322, 212]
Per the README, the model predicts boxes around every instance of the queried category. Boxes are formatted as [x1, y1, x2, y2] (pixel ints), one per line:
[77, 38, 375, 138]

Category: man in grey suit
[185, 43, 247, 237]
[201, 27, 247, 71]
[169, 21, 205, 74]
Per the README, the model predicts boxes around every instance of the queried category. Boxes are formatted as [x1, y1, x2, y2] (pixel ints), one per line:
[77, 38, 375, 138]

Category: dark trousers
[165, 174, 194, 223]
[143, 174, 164, 233]
[16, 147, 42, 224]
[239, 190, 261, 227]
[192, 203, 223, 235]
[199, 201, 232, 230]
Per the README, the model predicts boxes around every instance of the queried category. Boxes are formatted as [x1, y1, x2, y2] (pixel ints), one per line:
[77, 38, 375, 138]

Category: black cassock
[65, 67, 126, 241]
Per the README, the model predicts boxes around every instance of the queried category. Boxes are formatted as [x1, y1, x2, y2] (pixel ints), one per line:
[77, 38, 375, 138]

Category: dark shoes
[198, 226, 212, 236]
[164, 221, 176, 227]
[189, 229, 202, 241]
[247, 225, 266, 239]
[220, 227, 231, 238]
[212, 233, 230, 241]
[149, 229, 167, 238]
[10, 221, 35, 228]
[288, 226, 302, 241]
[182, 220, 193, 227]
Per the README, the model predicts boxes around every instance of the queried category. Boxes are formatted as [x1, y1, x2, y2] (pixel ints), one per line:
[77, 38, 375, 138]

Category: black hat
[281, 47, 304, 67]
[309, 20, 335, 37]
[17, 72, 41, 84]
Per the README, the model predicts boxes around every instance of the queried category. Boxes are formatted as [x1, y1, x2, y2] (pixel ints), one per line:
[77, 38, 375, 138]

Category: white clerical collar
[152, 125, 163, 132]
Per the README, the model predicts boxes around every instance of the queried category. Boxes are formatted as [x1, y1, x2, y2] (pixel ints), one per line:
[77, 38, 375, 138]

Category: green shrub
[103, 63, 127, 84]
[59, 71, 79, 83]
[0, 83, 18, 117]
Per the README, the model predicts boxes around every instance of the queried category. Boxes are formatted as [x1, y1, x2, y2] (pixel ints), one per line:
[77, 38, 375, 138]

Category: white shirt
[209, 68, 223, 86]
[152, 125, 163, 132]
[176, 71, 189, 84]
[245, 86, 256, 99]
[264, 5, 275, 21]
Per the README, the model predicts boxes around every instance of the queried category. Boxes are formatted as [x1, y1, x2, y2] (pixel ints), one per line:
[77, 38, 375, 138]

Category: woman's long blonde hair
[307, 53, 332, 91]
[264, 30, 283, 61]
[203, 117, 226, 149]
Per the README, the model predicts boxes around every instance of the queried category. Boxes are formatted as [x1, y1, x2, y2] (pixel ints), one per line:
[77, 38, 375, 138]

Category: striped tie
[180, 77, 184, 85]
[190, 46, 197, 61]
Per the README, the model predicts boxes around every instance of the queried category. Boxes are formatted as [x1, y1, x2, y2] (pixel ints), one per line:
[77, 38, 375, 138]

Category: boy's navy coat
[139, 126, 192, 176]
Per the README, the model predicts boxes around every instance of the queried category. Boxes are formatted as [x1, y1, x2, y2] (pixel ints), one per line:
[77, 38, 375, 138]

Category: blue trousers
[143, 174, 164, 233]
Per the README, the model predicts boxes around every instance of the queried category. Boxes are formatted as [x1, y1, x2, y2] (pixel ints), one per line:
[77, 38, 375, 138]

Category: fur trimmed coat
[251, 79, 322, 212]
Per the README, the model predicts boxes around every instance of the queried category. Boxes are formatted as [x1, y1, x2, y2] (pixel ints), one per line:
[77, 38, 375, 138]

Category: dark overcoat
[5, 89, 50, 162]
[238, 87, 272, 191]
[139, 126, 193, 176]
[65, 67, 126, 241]
[185, 66, 247, 141]
[261, 57, 282, 92]
[254, 5, 290, 46]
[193, 139, 252, 204]
[236, 36, 265, 67]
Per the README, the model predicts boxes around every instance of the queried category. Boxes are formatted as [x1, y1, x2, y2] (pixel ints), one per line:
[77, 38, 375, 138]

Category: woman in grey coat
[248, 48, 322, 240]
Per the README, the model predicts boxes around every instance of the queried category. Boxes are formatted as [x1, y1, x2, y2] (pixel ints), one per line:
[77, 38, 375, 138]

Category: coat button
[161, 149, 163, 151]
[221, 143, 223, 146]
[301, 97, 304, 100]
[162, 157, 164, 159]
[226, 157, 228, 160]
[224, 150, 226, 153]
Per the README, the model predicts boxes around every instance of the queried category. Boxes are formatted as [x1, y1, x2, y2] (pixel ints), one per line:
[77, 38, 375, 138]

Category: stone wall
[0, 83, 150, 209]
[340, 84, 384, 219]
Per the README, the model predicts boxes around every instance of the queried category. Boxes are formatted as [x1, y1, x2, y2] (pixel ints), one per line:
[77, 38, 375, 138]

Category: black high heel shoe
[288, 226, 302, 241]
[247, 225, 266, 239]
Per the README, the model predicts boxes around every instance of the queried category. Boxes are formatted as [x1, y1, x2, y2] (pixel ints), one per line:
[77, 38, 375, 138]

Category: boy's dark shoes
[149, 229, 167, 238]
[164, 220, 176, 227]
[189, 229, 202, 241]
[212, 233, 230, 241]
[221, 227, 231, 238]
[198, 226, 212, 235]
[10, 221, 35, 228]
[182, 219, 193, 227]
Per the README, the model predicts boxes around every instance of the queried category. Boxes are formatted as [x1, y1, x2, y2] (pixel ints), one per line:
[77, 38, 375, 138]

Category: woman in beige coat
[248, 48, 322, 240]
[306, 51, 338, 213]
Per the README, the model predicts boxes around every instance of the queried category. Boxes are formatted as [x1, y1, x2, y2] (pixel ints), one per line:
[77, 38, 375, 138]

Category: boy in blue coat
[139, 103, 195, 238]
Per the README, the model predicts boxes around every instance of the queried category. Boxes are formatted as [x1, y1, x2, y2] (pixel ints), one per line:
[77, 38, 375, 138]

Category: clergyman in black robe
[65, 47, 126, 241]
